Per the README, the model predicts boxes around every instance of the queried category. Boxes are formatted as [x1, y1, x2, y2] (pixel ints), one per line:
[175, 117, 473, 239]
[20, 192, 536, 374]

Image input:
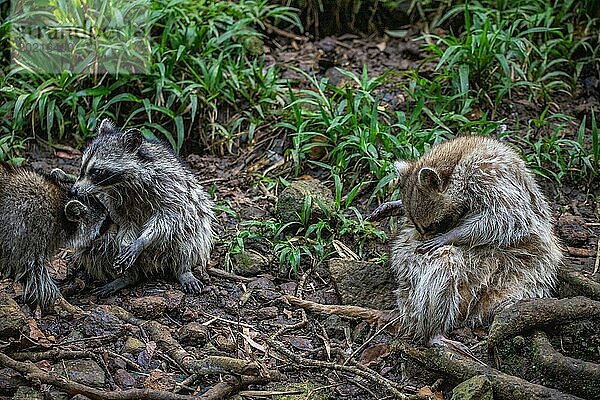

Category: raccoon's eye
[88, 167, 124, 186]
[89, 167, 101, 178]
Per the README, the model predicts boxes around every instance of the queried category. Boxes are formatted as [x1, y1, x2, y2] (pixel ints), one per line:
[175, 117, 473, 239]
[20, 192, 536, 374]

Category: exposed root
[531, 331, 600, 399]
[283, 294, 397, 326]
[0, 352, 195, 400]
[558, 267, 600, 301]
[102, 304, 280, 378]
[9, 349, 89, 362]
[198, 375, 283, 400]
[397, 342, 583, 400]
[487, 297, 600, 349]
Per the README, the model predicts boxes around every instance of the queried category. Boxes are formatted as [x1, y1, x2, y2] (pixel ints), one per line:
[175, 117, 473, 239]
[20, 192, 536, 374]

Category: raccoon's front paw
[415, 235, 447, 254]
[114, 242, 142, 274]
[91, 281, 120, 297]
[365, 200, 404, 222]
[179, 271, 203, 294]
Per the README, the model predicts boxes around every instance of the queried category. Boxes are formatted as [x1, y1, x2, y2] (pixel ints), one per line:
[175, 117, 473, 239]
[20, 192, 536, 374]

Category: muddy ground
[1, 31, 599, 399]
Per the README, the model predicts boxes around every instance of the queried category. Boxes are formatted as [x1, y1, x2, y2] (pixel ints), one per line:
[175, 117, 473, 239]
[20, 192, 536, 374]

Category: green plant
[1, 0, 301, 153]
[513, 111, 598, 183]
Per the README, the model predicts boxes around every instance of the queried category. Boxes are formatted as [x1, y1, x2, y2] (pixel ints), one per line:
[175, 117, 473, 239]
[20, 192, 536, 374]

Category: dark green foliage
[0, 0, 300, 157]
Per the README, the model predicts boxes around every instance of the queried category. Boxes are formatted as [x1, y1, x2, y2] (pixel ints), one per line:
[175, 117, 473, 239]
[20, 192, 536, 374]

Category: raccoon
[70, 119, 215, 296]
[388, 136, 562, 343]
[0, 164, 109, 308]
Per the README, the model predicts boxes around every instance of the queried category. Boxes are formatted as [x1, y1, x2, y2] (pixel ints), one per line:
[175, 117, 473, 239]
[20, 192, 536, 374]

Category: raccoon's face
[64, 196, 113, 248]
[395, 160, 464, 239]
[71, 119, 144, 197]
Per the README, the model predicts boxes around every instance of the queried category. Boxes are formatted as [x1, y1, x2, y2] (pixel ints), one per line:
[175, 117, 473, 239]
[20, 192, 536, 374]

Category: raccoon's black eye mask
[88, 167, 124, 186]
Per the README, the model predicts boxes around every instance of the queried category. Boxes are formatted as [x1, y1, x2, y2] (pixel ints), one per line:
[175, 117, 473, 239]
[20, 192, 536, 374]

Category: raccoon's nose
[70, 186, 79, 196]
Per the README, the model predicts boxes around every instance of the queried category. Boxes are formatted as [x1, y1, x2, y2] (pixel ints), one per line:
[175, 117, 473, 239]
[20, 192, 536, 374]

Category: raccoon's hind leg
[92, 273, 138, 297]
[178, 271, 203, 294]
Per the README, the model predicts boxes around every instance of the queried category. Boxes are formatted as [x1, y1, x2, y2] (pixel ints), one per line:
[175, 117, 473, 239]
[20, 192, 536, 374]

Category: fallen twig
[208, 268, 253, 283]
[264, 22, 308, 42]
[265, 337, 410, 399]
[284, 294, 396, 326]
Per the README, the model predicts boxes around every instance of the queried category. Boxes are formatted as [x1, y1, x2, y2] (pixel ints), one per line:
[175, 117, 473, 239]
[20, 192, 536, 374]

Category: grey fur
[390, 136, 562, 342]
[0, 164, 108, 308]
[71, 119, 215, 295]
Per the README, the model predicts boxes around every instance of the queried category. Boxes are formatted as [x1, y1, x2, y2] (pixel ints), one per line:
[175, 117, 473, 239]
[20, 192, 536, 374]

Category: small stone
[232, 250, 269, 277]
[54, 359, 106, 387]
[322, 315, 347, 340]
[451, 375, 493, 400]
[178, 322, 209, 345]
[328, 259, 396, 309]
[257, 306, 278, 320]
[275, 178, 335, 224]
[0, 294, 28, 339]
[557, 213, 590, 246]
[122, 337, 146, 355]
[83, 307, 123, 337]
[114, 368, 136, 389]
[128, 296, 167, 319]
[279, 282, 298, 295]
[163, 290, 185, 312]
[248, 276, 279, 301]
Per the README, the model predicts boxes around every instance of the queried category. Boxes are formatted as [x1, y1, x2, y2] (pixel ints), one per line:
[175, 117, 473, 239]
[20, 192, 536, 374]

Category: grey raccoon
[388, 136, 562, 343]
[0, 164, 108, 308]
[71, 119, 215, 295]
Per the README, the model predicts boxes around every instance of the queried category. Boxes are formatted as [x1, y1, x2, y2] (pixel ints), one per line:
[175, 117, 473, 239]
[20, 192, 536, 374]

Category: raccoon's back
[0, 167, 67, 258]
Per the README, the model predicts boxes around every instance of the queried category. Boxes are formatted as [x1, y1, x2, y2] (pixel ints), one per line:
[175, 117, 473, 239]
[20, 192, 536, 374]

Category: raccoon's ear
[98, 119, 117, 136]
[394, 160, 411, 177]
[64, 200, 88, 222]
[417, 167, 443, 192]
[121, 129, 144, 153]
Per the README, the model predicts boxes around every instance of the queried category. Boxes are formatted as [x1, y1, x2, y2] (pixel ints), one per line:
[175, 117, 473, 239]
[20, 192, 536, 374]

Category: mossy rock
[451, 375, 493, 400]
[275, 179, 335, 224]
[232, 250, 269, 277]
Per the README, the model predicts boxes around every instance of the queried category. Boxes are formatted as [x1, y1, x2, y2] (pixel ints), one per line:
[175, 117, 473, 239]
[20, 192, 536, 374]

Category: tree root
[487, 296, 600, 349]
[558, 267, 600, 301]
[283, 294, 397, 326]
[0, 352, 195, 400]
[102, 304, 280, 378]
[397, 342, 584, 400]
[0, 305, 284, 399]
[531, 331, 600, 399]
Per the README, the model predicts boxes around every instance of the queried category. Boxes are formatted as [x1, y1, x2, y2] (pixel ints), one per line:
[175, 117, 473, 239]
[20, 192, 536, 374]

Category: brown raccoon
[70, 119, 215, 296]
[0, 164, 108, 308]
[389, 136, 562, 343]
